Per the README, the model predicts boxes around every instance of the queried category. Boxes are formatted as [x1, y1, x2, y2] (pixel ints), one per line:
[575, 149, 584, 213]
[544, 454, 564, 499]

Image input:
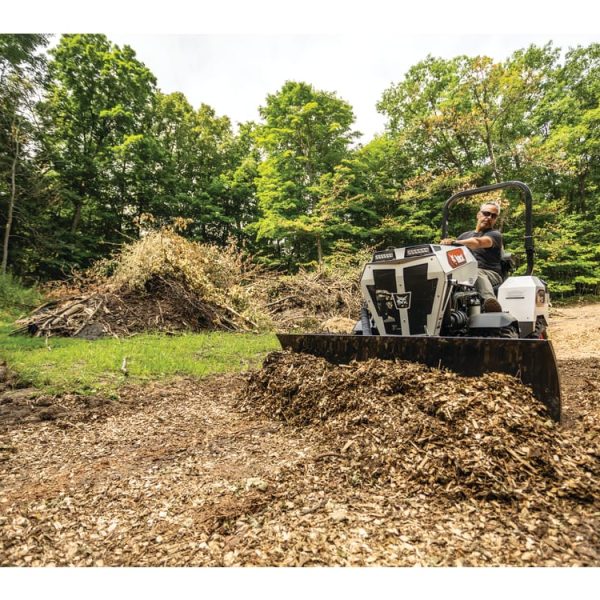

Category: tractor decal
[447, 247, 467, 268]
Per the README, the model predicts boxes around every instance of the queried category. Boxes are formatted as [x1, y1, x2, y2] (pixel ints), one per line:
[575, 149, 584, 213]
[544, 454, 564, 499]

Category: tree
[38, 34, 157, 269]
[0, 34, 49, 275]
[308, 134, 425, 257]
[377, 46, 558, 186]
[147, 93, 254, 244]
[253, 81, 358, 267]
[214, 121, 260, 247]
[524, 44, 600, 295]
[532, 44, 600, 213]
[375, 44, 598, 296]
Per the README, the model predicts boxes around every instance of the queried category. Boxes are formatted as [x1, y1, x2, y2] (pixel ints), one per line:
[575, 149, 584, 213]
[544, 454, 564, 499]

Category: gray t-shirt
[457, 229, 503, 275]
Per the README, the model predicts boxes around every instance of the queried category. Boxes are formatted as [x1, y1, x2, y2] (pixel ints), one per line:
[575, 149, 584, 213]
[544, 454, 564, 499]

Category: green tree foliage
[6, 34, 261, 278]
[0, 35, 598, 298]
[525, 45, 600, 294]
[215, 121, 261, 247]
[37, 34, 157, 273]
[0, 34, 50, 276]
[377, 43, 600, 295]
[253, 81, 358, 268]
[147, 93, 225, 237]
[310, 135, 423, 255]
[147, 93, 259, 246]
[378, 46, 558, 186]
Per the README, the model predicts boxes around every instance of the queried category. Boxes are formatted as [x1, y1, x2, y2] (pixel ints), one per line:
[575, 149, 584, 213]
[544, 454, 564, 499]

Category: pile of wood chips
[241, 352, 598, 506]
[1, 354, 597, 566]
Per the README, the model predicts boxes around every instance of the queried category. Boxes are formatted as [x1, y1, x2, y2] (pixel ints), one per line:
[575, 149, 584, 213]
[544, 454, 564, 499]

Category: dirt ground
[0, 304, 598, 566]
[548, 303, 600, 360]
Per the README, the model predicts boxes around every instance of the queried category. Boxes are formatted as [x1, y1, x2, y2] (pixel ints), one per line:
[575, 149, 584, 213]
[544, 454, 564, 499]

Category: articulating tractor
[277, 182, 561, 421]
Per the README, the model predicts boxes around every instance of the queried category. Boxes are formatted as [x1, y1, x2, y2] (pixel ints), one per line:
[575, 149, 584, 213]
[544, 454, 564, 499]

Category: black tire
[527, 316, 548, 339]
[497, 324, 519, 338]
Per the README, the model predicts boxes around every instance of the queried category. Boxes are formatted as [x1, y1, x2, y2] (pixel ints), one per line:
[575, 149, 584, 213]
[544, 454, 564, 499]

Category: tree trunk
[577, 169, 587, 212]
[2, 130, 19, 275]
[119, 155, 127, 235]
[71, 201, 82, 234]
[483, 125, 501, 183]
[513, 152, 521, 172]
[316, 234, 323, 267]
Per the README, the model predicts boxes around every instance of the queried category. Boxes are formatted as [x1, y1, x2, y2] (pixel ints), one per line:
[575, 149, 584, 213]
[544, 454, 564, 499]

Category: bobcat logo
[536, 289, 546, 306]
[447, 247, 467, 269]
[392, 292, 411, 310]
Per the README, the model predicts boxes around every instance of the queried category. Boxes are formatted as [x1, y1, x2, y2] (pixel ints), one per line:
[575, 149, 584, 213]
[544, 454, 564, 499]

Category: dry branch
[14, 231, 271, 338]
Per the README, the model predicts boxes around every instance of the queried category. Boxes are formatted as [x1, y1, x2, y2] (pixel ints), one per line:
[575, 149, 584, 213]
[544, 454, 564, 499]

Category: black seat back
[500, 251, 515, 281]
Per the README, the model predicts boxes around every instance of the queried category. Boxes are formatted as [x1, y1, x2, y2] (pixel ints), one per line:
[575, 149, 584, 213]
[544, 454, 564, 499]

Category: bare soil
[549, 303, 600, 359]
[0, 304, 598, 566]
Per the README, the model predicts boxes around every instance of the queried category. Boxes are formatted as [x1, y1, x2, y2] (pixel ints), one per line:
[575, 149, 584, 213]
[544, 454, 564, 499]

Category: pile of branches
[240, 352, 598, 506]
[14, 230, 269, 338]
[251, 267, 362, 332]
[14, 232, 372, 338]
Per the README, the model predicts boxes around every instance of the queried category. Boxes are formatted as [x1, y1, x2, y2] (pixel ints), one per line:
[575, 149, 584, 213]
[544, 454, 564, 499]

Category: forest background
[1, 33, 598, 297]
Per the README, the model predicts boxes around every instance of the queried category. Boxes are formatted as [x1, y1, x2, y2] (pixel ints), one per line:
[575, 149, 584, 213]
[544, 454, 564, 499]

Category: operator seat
[493, 250, 516, 296]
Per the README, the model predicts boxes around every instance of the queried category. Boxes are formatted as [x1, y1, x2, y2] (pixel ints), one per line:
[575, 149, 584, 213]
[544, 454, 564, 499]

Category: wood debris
[12, 231, 268, 338]
[12, 233, 367, 338]
[250, 268, 362, 332]
[241, 352, 598, 505]
[0, 353, 598, 566]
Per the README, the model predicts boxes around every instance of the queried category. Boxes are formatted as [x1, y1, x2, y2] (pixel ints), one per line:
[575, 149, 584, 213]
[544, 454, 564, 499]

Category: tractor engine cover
[361, 244, 478, 336]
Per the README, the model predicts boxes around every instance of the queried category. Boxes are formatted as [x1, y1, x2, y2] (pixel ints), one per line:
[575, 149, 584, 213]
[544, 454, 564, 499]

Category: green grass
[0, 310, 280, 395]
[551, 294, 600, 307]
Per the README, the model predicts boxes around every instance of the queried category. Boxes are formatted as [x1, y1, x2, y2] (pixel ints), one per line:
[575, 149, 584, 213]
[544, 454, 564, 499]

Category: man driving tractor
[440, 201, 504, 313]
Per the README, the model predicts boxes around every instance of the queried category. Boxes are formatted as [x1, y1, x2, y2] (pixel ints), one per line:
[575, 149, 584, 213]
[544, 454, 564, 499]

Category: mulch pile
[0, 356, 598, 566]
[559, 358, 600, 451]
[241, 352, 598, 506]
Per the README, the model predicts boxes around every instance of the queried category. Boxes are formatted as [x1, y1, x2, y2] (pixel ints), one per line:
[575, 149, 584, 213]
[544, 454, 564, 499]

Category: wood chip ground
[1, 347, 598, 566]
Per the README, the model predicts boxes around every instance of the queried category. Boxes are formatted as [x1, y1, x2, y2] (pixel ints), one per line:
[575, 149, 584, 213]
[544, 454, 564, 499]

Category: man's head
[476, 201, 500, 231]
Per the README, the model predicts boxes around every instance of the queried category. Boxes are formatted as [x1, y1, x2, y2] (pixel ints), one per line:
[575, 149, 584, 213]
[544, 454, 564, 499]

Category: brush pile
[13, 231, 269, 338]
[241, 352, 598, 506]
[251, 267, 362, 332]
[13, 233, 369, 338]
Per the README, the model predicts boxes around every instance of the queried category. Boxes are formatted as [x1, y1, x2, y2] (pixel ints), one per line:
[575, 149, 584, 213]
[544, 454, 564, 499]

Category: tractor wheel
[527, 316, 548, 340]
[497, 324, 519, 339]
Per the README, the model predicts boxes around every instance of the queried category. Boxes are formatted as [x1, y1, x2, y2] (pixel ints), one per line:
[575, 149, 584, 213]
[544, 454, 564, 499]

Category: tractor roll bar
[441, 181, 534, 276]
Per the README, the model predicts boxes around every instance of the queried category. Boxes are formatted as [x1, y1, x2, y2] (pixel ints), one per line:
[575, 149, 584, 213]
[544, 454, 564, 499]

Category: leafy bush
[0, 273, 42, 311]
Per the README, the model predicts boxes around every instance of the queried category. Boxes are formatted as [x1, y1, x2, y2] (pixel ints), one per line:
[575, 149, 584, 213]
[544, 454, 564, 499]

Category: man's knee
[476, 270, 498, 300]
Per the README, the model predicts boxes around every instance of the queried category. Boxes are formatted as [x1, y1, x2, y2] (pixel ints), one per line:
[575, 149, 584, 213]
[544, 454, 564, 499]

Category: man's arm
[440, 235, 495, 250]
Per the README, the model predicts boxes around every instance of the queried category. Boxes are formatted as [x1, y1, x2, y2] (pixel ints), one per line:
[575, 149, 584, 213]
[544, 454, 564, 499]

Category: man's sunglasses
[481, 211, 498, 218]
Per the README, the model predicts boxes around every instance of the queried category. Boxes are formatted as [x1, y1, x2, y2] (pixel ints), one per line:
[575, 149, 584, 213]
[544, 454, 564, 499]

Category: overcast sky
[6, 1, 600, 144]
[105, 33, 598, 143]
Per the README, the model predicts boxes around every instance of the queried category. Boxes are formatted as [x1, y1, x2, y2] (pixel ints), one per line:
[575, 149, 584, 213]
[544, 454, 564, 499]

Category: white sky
[5, 1, 599, 144]
[106, 33, 598, 143]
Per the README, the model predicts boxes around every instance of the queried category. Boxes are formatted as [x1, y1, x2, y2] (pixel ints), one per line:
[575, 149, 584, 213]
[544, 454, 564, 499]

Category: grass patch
[0, 311, 280, 394]
[551, 294, 600, 307]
